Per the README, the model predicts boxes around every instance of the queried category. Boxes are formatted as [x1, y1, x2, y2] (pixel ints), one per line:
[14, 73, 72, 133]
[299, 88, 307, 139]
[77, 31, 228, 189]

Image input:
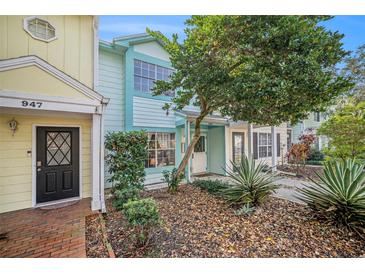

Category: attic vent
[24, 17, 56, 42]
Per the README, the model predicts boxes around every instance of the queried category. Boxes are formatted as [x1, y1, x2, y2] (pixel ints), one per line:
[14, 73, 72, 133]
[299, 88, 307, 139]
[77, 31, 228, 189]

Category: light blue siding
[98, 49, 125, 132]
[133, 96, 175, 128]
[98, 48, 125, 188]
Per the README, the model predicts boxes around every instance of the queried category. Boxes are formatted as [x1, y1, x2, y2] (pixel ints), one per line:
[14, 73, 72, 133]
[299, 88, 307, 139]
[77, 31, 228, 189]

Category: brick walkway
[0, 198, 93, 258]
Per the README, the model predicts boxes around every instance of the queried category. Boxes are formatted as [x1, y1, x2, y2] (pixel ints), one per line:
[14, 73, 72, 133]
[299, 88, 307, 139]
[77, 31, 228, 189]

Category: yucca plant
[221, 155, 278, 206]
[296, 159, 365, 235]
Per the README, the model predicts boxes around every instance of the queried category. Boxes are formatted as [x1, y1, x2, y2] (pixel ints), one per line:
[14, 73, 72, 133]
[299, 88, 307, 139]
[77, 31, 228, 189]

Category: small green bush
[192, 179, 229, 196]
[305, 160, 323, 166]
[234, 203, 256, 216]
[296, 159, 365, 235]
[122, 198, 161, 246]
[113, 186, 140, 210]
[307, 149, 325, 162]
[162, 168, 184, 193]
[221, 155, 278, 206]
[105, 131, 148, 190]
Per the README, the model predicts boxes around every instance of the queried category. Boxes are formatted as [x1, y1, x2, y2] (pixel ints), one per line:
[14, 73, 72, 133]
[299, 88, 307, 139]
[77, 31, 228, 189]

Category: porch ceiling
[175, 110, 229, 125]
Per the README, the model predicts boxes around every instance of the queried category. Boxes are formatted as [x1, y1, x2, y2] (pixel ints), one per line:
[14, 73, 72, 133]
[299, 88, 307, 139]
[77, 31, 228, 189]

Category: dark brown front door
[36, 127, 80, 203]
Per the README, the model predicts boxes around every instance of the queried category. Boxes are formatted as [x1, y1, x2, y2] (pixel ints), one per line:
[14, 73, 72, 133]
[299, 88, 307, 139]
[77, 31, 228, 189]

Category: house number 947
[21, 100, 43, 108]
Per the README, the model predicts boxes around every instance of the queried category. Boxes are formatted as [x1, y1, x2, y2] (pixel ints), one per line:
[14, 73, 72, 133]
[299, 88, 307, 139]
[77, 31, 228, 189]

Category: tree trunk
[175, 114, 205, 179]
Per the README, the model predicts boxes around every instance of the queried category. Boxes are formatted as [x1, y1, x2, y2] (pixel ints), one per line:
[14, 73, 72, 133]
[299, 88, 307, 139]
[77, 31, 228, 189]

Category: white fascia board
[0, 91, 99, 114]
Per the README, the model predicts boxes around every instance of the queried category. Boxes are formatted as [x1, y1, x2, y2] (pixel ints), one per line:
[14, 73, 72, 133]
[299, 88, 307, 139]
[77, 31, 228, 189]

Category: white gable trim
[0, 55, 103, 102]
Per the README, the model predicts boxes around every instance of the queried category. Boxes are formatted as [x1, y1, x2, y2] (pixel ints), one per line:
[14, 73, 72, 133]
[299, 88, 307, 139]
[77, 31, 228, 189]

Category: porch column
[271, 126, 277, 171]
[92, 113, 101, 211]
[185, 120, 191, 182]
[224, 125, 230, 174]
[99, 112, 106, 212]
[247, 123, 253, 159]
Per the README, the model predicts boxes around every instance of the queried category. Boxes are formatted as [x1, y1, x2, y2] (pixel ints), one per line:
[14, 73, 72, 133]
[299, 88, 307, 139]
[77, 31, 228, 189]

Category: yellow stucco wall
[0, 16, 94, 89]
[0, 114, 92, 213]
[0, 65, 92, 100]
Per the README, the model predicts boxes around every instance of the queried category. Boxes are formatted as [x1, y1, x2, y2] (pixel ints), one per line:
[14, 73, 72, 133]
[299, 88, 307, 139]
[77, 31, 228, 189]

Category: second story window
[134, 59, 174, 96]
[314, 112, 320, 122]
[24, 17, 56, 42]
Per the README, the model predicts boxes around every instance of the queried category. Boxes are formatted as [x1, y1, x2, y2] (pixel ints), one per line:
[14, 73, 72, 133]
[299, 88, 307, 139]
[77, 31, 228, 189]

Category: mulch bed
[278, 164, 324, 180]
[85, 214, 109, 258]
[102, 184, 365, 258]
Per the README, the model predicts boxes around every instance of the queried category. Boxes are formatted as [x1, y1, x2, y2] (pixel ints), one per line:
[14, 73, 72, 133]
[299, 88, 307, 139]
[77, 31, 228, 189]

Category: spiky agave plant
[296, 159, 365, 234]
[221, 155, 278, 206]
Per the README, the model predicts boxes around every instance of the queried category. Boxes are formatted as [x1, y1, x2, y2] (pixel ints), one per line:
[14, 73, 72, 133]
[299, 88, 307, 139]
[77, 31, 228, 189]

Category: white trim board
[31, 124, 83, 208]
[0, 55, 103, 102]
[0, 91, 101, 114]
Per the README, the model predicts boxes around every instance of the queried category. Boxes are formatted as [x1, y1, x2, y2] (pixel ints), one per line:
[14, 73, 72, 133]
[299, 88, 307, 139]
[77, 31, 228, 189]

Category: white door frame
[31, 124, 83, 207]
[192, 133, 207, 174]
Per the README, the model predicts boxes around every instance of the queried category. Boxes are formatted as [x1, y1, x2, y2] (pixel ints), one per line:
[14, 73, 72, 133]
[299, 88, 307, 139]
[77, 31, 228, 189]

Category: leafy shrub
[305, 160, 323, 166]
[221, 155, 278, 206]
[287, 131, 317, 173]
[105, 131, 148, 190]
[192, 179, 229, 196]
[162, 168, 184, 193]
[122, 198, 161, 246]
[307, 149, 325, 161]
[113, 186, 140, 210]
[234, 203, 256, 216]
[296, 159, 365, 235]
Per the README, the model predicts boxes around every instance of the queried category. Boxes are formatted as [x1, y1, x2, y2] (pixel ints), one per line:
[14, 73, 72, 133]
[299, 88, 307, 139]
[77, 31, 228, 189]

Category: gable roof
[0, 55, 105, 102]
[112, 32, 165, 48]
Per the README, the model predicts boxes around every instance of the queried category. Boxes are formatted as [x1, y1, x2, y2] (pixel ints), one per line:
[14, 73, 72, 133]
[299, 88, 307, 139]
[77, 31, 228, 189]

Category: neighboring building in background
[290, 112, 328, 150]
[0, 16, 107, 213]
[98, 33, 289, 186]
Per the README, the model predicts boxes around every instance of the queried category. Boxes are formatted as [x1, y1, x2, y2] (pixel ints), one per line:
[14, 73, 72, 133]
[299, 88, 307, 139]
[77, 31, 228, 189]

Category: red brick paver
[0, 198, 93, 258]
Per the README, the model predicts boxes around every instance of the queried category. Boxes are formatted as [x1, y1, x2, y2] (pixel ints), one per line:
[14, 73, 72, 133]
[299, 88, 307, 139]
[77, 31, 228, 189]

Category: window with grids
[24, 17, 56, 42]
[134, 59, 174, 96]
[314, 112, 320, 122]
[46, 132, 71, 166]
[146, 132, 176, 168]
[258, 133, 272, 158]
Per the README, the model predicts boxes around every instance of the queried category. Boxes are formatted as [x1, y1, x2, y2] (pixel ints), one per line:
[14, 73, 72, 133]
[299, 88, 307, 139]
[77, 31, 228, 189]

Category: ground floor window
[146, 132, 176, 168]
[258, 133, 272, 158]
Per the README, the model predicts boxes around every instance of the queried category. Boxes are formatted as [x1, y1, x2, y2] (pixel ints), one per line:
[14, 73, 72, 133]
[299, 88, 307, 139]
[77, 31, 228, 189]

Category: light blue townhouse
[98, 33, 290, 186]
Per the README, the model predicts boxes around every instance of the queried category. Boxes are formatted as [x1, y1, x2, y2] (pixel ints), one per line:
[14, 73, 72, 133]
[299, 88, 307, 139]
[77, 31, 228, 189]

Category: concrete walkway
[191, 174, 311, 204]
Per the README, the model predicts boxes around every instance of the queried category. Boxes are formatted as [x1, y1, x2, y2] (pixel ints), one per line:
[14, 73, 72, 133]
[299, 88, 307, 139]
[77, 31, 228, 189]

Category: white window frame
[314, 112, 321, 122]
[23, 16, 57, 43]
[258, 132, 272, 158]
[134, 59, 174, 96]
[146, 132, 176, 168]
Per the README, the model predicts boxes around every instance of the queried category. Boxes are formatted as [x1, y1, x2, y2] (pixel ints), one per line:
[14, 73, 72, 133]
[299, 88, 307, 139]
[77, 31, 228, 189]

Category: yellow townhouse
[0, 16, 107, 213]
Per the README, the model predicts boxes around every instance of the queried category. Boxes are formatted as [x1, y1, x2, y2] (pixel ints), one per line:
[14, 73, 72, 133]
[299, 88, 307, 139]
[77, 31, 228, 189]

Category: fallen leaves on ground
[103, 184, 365, 258]
[85, 214, 109, 258]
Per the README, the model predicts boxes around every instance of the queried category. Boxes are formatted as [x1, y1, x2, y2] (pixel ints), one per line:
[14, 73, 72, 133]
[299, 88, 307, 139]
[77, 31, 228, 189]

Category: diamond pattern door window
[46, 132, 71, 166]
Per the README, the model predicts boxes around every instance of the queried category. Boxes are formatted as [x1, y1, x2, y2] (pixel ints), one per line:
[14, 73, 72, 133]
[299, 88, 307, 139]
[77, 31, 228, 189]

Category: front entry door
[36, 127, 80, 204]
[232, 132, 245, 164]
[192, 135, 207, 174]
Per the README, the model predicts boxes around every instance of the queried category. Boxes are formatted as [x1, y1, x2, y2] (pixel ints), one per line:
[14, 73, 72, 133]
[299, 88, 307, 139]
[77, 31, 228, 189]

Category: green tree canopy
[148, 16, 353, 177]
[318, 101, 365, 160]
[343, 44, 365, 103]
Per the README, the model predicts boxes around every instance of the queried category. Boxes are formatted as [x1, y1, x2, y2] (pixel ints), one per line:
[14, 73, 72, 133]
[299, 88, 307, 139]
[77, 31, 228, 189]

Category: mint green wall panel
[207, 126, 226, 175]
[98, 49, 125, 132]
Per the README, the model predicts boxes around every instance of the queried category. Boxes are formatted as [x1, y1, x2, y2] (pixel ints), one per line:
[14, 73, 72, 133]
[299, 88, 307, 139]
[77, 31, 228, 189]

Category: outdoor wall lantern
[8, 118, 19, 136]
